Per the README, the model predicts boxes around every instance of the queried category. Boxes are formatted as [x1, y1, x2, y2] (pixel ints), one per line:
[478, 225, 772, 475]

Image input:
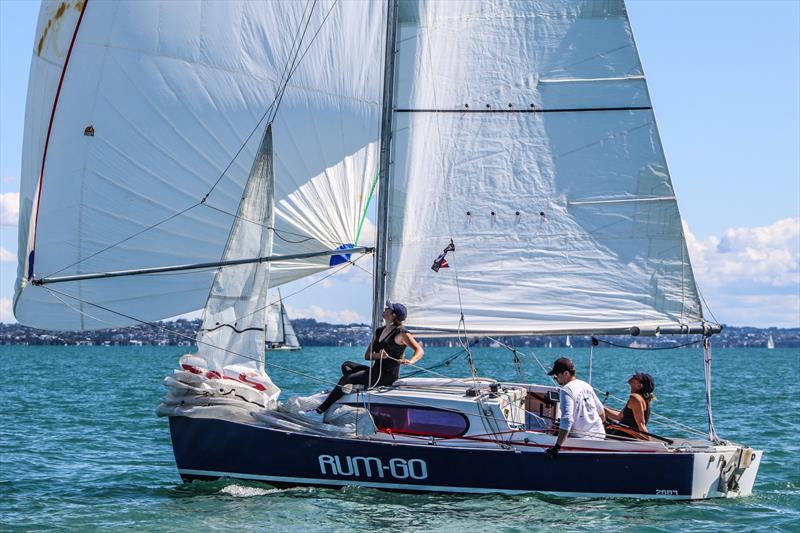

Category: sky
[0, 0, 798, 329]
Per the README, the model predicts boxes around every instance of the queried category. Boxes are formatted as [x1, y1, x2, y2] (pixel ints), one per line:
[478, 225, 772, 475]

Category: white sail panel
[196, 126, 274, 372]
[270, 142, 379, 286]
[14, 0, 384, 330]
[385, 0, 702, 335]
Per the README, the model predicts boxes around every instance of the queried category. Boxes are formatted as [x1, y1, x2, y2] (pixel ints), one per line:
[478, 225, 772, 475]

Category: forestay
[384, 0, 703, 336]
[14, 0, 384, 330]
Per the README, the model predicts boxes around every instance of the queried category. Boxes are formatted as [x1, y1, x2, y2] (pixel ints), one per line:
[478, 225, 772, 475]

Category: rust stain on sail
[36, 1, 85, 57]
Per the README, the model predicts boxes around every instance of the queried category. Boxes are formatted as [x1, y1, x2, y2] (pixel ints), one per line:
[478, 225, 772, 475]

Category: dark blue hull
[168, 416, 695, 497]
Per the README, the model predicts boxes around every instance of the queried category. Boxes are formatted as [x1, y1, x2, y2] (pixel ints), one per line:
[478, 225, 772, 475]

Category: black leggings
[317, 361, 387, 413]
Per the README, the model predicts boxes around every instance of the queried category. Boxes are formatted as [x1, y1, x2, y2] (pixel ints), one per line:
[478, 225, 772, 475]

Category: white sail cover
[14, 0, 384, 330]
[385, 0, 703, 335]
[264, 288, 301, 349]
[195, 126, 273, 372]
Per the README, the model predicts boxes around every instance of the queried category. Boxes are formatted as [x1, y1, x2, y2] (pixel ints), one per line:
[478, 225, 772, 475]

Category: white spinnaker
[14, 0, 383, 330]
[385, 0, 702, 335]
[196, 126, 274, 373]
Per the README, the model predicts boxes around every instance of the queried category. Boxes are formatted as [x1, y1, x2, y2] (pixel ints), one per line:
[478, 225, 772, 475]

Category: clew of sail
[384, 0, 702, 336]
[14, 0, 384, 331]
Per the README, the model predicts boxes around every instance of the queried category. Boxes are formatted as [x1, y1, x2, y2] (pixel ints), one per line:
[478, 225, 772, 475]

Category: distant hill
[0, 320, 797, 348]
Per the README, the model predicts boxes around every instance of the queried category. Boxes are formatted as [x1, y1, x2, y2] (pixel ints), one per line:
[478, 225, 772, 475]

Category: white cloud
[0, 298, 14, 323]
[0, 246, 14, 262]
[684, 218, 800, 327]
[287, 303, 368, 325]
[357, 217, 377, 247]
[1, 192, 19, 226]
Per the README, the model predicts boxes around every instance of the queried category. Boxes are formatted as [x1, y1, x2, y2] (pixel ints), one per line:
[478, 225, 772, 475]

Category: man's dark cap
[547, 357, 575, 376]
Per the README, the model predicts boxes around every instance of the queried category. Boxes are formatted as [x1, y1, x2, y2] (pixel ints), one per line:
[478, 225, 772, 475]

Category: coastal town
[0, 319, 797, 349]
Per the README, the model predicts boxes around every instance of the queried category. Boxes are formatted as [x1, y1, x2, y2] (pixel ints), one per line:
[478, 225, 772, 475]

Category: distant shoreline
[1, 319, 797, 348]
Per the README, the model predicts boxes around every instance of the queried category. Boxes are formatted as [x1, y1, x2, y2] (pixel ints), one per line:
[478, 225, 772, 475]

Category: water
[1, 345, 798, 532]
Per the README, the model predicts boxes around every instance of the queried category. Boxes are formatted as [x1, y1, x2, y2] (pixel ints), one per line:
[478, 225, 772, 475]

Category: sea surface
[1, 345, 798, 532]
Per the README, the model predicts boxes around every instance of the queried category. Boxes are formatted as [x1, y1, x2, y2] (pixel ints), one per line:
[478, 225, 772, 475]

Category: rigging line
[205, 0, 320, 200]
[593, 337, 704, 350]
[355, 170, 379, 246]
[217, 252, 371, 327]
[696, 284, 721, 326]
[40, 284, 344, 390]
[201, 203, 324, 245]
[269, 0, 340, 125]
[597, 387, 709, 438]
[485, 336, 550, 377]
[41, 286, 534, 438]
[266, 0, 319, 124]
[41, 202, 202, 279]
[484, 336, 710, 438]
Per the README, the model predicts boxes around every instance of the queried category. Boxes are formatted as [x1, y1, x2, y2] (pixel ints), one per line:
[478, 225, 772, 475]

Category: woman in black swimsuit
[315, 301, 424, 413]
[604, 372, 655, 440]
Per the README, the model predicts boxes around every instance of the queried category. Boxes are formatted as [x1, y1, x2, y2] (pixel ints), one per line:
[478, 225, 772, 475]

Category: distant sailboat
[767, 335, 775, 350]
[565, 336, 572, 348]
[265, 289, 301, 351]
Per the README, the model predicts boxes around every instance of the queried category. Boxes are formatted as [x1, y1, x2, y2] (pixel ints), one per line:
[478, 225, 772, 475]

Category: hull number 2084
[319, 454, 428, 480]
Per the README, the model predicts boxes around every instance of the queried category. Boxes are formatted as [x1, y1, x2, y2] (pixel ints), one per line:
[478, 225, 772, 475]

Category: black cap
[384, 300, 407, 322]
[633, 372, 655, 395]
[547, 357, 575, 376]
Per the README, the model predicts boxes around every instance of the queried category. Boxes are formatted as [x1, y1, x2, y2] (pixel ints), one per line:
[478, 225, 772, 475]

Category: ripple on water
[1, 345, 798, 532]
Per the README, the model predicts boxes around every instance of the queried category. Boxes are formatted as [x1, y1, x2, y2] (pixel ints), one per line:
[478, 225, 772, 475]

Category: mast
[371, 0, 399, 330]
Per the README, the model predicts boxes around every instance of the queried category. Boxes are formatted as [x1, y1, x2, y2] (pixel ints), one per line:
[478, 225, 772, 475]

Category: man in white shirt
[545, 357, 606, 459]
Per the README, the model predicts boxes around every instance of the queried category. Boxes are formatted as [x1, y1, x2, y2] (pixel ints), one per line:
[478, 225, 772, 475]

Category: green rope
[354, 170, 379, 245]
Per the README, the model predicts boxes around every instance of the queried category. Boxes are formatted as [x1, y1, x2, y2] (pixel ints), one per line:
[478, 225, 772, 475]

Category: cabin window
[368, 404, 469, 437]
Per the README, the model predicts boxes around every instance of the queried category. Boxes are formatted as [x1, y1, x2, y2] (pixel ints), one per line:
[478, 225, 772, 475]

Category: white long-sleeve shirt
[559, 378, 605, 440]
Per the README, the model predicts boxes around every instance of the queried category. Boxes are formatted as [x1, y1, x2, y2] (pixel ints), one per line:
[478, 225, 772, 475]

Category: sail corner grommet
[84, 125, 94, 136]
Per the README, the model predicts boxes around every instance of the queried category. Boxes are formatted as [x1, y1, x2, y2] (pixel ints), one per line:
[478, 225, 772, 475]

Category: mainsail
[14, 0, 384, 330]
[382, 0, 703, 336]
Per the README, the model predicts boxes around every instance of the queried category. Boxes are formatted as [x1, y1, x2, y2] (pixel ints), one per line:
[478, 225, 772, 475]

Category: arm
[604, 406, 623, 421]
[594, 393, 607, 423]
[629, 396, 650, 438]
[555, 388, 574, 447]
[396, 331, 424, 365]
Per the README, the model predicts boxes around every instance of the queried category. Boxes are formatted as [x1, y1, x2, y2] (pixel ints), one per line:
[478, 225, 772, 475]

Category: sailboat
[565, 336, 572, 349]
[767, 335, 775, 350]
[14, 0, 762, 499]
[265, 289, 301, 351]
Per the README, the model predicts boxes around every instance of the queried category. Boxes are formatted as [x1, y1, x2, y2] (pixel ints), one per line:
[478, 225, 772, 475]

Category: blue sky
[1, 0, 798, 328]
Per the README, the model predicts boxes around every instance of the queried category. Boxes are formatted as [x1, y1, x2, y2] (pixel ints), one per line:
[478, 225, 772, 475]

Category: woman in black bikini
[315, 301, 424, 413]
[604, 372, 655, 440]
